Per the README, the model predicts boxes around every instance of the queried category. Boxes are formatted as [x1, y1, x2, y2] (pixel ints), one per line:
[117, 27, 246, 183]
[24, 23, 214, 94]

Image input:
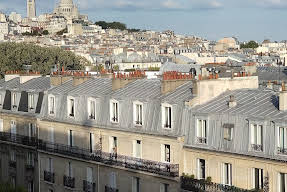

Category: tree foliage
[0, 42, 89, 77]
[95, 21, 142, 32]
[0, 182, 26, 192]
[240, 41, 259, 49]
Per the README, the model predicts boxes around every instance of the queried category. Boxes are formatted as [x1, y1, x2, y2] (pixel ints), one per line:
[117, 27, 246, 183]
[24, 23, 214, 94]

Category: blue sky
[1, 0, 287, 41]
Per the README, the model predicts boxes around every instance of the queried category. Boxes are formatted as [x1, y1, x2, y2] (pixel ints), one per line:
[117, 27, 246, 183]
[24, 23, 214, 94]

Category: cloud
[162, 0, 184, 9]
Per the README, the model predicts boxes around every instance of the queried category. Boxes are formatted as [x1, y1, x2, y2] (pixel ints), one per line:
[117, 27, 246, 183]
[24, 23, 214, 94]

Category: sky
[1, 0, 287, 41]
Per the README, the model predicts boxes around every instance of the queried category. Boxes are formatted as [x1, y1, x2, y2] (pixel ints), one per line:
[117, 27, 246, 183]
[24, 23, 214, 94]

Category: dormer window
[28, 94, 34, 110]
[110, 100, 119, 123]
[48, 95, 55, 115]
[133, 101, 143, 126]
[67, 97, 75, 118]
[11, 93, 17, 108]
[197, 119, 207, 144]
[88, 98, 96, 120]
[250, 124, 263, 152]
[162, 104, 172, 129]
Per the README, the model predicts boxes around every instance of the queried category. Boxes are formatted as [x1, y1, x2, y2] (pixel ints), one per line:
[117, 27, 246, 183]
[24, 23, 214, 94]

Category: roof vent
[228, 95, 237, 108]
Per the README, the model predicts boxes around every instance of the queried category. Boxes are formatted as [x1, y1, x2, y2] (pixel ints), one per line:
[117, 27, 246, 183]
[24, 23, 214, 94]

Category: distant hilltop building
[27, 0, 36, 19]
[53, 0, 79, 20]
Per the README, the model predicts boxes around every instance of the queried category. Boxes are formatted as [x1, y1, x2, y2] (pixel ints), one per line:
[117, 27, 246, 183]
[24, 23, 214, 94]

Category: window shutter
[90, 133, 94, 152]
[70, 163, 73, 177]
[203, 120, 206, 138]
[160, 183, 165, 192]
[50, 158, 53, 173]
[68, 130, 71, 146]
[132, 140, 136, 157]
[161, 106, 165, 128]
[132, 177, 136, 192]
[258, 126, 262, 145]
[110, 101, 113, 122]
[284, 128, 287, 149]
[251, 168, 255, 188]
[49, 127, 54, 143]
[285, 174, 287, 192]
[222, 163, 225, 184]
[160, 144, 164, 162]
[133, 103, 136, 124]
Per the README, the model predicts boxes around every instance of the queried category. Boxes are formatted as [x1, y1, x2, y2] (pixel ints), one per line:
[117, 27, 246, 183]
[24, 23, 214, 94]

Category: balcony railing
[196, 137, 207, 144]
[83, 180, 96, 192]
[0, 132, 179, 178]
[25, 164, 34, 171]
[105, 186, 119, 192]
[181, 176, 255, 192]
[278, 147, 287, 154]
[9, 160, 16, 168]
[64, 175, 75, 188]
[44, 171, 55, 183]
[251, 144, 263, 152]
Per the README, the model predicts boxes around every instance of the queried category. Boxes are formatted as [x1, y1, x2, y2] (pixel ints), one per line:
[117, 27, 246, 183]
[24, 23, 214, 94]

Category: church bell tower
[27, 0, 36, 19]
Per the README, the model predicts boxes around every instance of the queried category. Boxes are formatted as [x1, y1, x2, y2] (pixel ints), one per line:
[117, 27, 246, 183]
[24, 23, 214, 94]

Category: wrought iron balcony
[105, 186, 119, 192]
[181, 176, 256, 192]
[251, 144, 263, 152]
[64, 175, 75, 188]
[196, 137, 207, 144]
[83, 180, 96, 192]
[44, 171, 55, 183]
[278, 147, 287, 154]
[25, 164, 34, 171]
[0, 132, 179, 178]
[9, 160, 16, 168]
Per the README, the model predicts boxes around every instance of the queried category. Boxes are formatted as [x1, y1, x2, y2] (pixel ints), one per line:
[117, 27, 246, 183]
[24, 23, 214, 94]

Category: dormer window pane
[28, 94, 34, 109]
[88, 99, 96, 120]
[250, 124, 263, 151]
[197, 119, 207, 144]
[134, 103, 143, 126]
[68, 98, 75, 117]
[110, 101, 119, 123]
[12, 93, 17, 107]
[49, 96, 55, 115]
[162, 105, 172, 129]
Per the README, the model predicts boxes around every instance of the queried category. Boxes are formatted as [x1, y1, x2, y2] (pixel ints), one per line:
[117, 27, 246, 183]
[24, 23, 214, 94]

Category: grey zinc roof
[257, 67, 287, 82]
[161, 81, 194, 104]
[49, 80, 74, 95]
[192, 89, 287, 120]
[112, 79, 161, 100]
[1, 78, 20, 90]
[20, 77, 51, 92]
[68, 78, 112, 96]
[159, 62, 201, 75]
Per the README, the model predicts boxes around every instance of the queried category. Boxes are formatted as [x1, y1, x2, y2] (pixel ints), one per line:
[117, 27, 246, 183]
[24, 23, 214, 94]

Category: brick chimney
[161, 71, 194, 94]
[112, 71, 145, 91]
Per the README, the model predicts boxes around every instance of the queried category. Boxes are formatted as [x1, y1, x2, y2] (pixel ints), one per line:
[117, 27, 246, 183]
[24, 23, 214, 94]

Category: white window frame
[160, 183, 169, 192]
[250, 124, 263, 145]
[161, 103, 172, 129]
[278, 127, 287, 152]
[197, 159, 206, 180]
[197, 119, 207, 144]
[278, 172, 287, 192]
[133, 101, 143, 126]
[27, 152, 34, 166]
[109, 136, 117, 154]
[68, 130, 74, 147]
[110, 99, 119, 123]
[133, 140, 142, 159]
[88, 98, 96, 120]
[11, 92, 17, 107]
[48, 95, 55, 116]
[222, 163, 232, 186]
[67, 96, 75, 118]
[132, 177, 140, 192]
[28, 93, 35, 110]
[161, 144, 171, 163]
[252, 168, 263, 190]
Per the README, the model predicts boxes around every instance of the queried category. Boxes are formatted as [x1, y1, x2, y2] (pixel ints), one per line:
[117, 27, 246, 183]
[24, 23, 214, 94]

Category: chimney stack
[279, 82, 287, 111]
[112, 71, 145, 91]
[161, 71, 193, 94]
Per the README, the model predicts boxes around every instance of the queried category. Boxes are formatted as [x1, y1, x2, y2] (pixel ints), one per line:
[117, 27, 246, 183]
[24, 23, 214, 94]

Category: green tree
[240, 41, 259, 49]
[42, 30, 49, 35]
[0, 42, 90, 77]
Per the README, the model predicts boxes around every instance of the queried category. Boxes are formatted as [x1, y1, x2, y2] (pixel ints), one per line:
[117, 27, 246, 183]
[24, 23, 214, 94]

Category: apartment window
[160, 183, 169, 192]
[222, 163, 232, 186]
[109, 172, 116, 189]
[48, 95, 55, 115]
[89, 133, 94, 153]
[87, 167, 93, 183]
[223, 124, 233, 141]
[27, 152, 34, 166]
[0, 119, 3, 132]
[162, 104, 172, 129]
[10, 150, 16, 162]
[49, 127, 54, 143]
[47, 158, 53, 173]
[161, 144, 170, 163]
[68, 130, 74, 147]
[28, 123, 36, 138]
[110, 100, 119, 123]
[197, 159, 205, 179]
[133, 140, 142, 158]
[67, 97, 75, 117]
[28, 181, 34, 192]
[250, 124, 263, 151]
[11, 176, 16, 188]
[279, 173, 287, 192]
[88, 98, 96, 120]
[11, 92, 17, 108]
[253, 168, 263, 190]
[10, 120, 16, 141]
[109, 136, 117, 154]
[132, 177, 140, 192]
[133, 102, 143, 126]
[66, 162, 73, 177]
[197, 119, 207, 144]
[28, 94, 34, 110]
[279, 127, 287, 154]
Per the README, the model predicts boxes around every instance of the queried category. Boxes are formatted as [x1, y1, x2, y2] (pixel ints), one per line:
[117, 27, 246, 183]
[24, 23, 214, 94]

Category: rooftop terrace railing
[0, 132, 179, 178]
